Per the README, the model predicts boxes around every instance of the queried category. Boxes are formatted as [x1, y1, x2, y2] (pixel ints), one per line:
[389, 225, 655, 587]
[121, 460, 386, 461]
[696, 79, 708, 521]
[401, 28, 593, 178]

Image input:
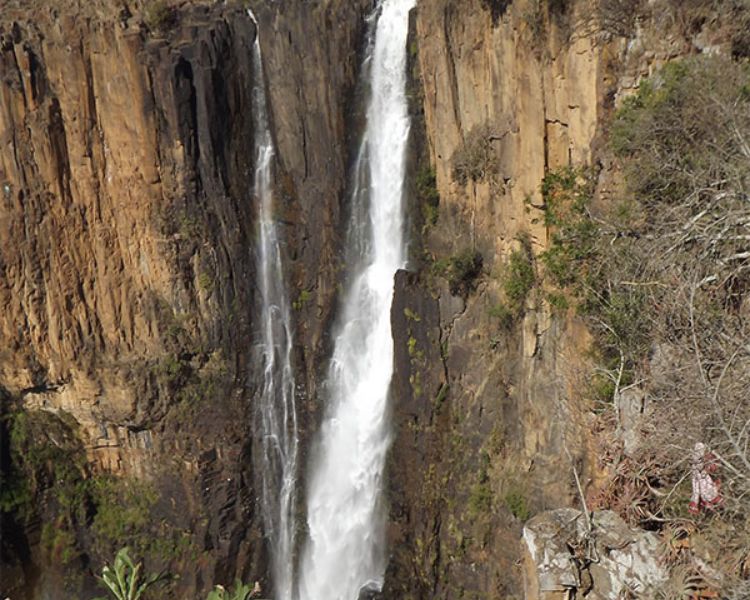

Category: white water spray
[299, 0, 415, 598]
[250, 12, 299, 600]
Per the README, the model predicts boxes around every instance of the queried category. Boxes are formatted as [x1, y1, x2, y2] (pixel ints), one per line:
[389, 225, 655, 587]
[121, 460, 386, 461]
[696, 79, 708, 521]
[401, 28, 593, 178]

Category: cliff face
[1, 0, 743, 598]
[0, 1, 368, 596]
[385, 0, 742, 597]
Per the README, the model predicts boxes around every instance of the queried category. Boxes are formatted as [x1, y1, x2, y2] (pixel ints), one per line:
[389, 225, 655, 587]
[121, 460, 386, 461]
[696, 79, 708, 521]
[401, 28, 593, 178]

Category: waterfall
[250, 11, 299, 600]
[299, 0, 415, 598]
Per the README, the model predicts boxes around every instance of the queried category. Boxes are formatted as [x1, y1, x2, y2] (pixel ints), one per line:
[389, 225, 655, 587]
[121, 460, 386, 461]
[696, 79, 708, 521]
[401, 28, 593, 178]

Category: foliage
[292, 289, 311, 311]
[143, 0, 176, 33]
[91, 477, 158, 553]
[480, 0, 512, 24]
[205, 581, 253, 600]
[416, 165, 440, 226]
[570, 58, 750, 594]
[522, 0, 546, 48]
[503, 487, 530, 522]
[433, 248, 484, 297]
[154, 351, 227, 417]
[488, 302, 515, 330]
[489, 236, 536, 329]
[540, 166, 598, 289]
[452, 124, 502, 185]
[594, 0, 645, 37]
[93, 547, 170, 600]
[0, 408, 89, 566]
[468, 451, 493, 517]
[197, 271, 214, 293]
[503, 240, 535, 313]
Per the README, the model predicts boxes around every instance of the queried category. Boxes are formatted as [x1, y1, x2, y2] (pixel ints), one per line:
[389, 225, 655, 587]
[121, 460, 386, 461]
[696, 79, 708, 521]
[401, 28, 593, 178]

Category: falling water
[298, 0, 415, 598]
[249, 11, 299, 600]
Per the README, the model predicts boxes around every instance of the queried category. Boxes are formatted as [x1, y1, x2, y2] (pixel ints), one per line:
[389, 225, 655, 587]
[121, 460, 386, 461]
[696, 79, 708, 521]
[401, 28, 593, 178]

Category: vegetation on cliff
[540, 54, 750, 595]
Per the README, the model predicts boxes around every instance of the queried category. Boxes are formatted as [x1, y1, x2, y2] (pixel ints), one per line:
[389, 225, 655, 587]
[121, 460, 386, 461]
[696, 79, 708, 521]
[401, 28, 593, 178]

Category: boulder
[522, 509, 667, 599]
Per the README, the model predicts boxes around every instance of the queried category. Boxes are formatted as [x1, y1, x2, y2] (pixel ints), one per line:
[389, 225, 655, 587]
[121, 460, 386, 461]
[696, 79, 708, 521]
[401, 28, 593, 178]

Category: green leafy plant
[94, 547, 170, 600]
[206, 581, 253, 600]
[292, 289, 311, 311]
[539, 166, 597, 290]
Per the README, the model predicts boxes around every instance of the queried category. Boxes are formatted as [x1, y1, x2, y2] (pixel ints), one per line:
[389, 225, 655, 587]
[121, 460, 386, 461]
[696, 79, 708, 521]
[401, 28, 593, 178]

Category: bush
[595, 0, 645, 37]
[206, 581, 254, 600]
[488, 302, 515, 330]
[468, 451, 493, 516]
[416, 166, 440, 226]
[452, 124, 502, 185]
[433, 248, 484, 296]
[504, 241, 535, 313]
[143, 0, 176, 32]
[522, 0, 546, 48]
[91, 477, 158, 552]
[503, 487, 530, 522]
[539, 166, 597, 289]
[480, 0, 512, 24]
[489, 237, 536, 328]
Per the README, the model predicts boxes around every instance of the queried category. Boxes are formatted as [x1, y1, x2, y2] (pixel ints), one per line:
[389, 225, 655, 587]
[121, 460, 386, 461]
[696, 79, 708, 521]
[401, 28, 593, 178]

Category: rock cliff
[385, 0, 747, 598]
[0, 0, 368, 596]
[1, 0, 747, 598]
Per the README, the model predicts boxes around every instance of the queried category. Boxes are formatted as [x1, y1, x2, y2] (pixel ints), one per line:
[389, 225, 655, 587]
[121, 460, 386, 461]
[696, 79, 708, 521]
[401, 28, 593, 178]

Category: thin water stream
[250, 12, 299, 600]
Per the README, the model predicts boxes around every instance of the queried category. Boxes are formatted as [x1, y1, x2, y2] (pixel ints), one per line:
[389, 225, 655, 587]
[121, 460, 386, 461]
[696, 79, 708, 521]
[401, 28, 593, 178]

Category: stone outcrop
[522, 509, 667, 599]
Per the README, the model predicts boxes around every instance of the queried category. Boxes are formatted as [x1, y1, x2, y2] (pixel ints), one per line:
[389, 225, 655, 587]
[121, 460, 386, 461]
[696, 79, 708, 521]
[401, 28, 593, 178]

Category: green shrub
[91, 477, 158, 552]
[468, 452, 493, 516]
[416, 166, 440, 226]
[503, 240, 535, 314]
[488, 302, 515, 330]
[433, 248, 484, 296]
[503, 487, 530, 522]
[546, 291, 569, 313]
[198, 271, 214, 293]
[293, 289, 311, 311]
[539, 166, 597, 290]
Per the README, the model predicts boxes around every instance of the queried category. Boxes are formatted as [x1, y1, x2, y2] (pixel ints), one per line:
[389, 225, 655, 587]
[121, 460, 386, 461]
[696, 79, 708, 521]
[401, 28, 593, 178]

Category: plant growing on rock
[94, 547, 170, 600]
[143, 0, 176, 33]
[416, 165, 440, 226]
[206, 581, 255, 600]
[433, 248, 484, 296]
[452, 123, 503, 185]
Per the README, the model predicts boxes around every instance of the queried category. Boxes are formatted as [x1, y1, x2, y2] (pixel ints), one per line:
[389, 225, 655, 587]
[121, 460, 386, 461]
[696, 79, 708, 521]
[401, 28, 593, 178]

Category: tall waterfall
[299, 0, 415, 598]
[250, 12, 299, 600]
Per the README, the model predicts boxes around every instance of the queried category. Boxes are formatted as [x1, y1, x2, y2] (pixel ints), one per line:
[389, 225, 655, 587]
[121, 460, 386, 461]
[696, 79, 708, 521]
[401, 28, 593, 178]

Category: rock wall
[1, 0, 742, 597]
[385, 0, 744, 598]
[0, 0, 369, 596]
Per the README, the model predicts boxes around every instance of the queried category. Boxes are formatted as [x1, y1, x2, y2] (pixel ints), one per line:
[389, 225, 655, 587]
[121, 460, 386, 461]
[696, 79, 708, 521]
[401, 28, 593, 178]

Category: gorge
[2, 0, 750, 599]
